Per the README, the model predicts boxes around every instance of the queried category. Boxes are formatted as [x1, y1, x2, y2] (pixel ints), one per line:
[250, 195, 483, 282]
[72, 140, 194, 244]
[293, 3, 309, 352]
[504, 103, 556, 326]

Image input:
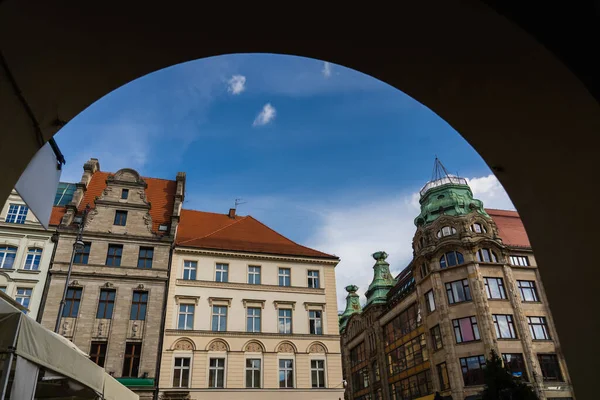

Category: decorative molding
[207, 339, 229, 352]
[165, 329, 340, 341]
[304, 302, 326, 311]
[173, 338, 195, 351]
[208, 297, 232, 307]
[175, 295, 199, 305]
[308, 343, 327, 354]
[137, 284, 145, 290]
[104, 282, 114, 288]
[176, 279, 325, 295]
[242, 299, 265, 309]
[175, 247, 338, 265]
[244, 341, 264, 352]
[277, 342, 296, 353]
[274, 300, 296, 310]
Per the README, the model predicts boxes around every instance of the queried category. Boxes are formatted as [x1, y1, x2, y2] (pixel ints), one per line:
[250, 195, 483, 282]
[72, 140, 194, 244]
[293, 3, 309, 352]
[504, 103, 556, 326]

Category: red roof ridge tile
[177, 215, 249, 245]
[485, 208, 520, 216]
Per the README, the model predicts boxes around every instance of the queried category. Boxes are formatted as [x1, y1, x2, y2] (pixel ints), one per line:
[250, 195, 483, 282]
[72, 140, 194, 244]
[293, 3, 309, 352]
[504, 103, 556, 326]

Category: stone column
[467, 264, 498, 356]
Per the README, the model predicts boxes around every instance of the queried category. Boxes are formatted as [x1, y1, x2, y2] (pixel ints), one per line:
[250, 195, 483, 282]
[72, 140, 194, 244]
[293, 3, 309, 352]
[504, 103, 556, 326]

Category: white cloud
[467, 174, 515, 210]
[227, 74, 246, 95]
[252, 103, 276, 126]
[322, 61, 332, 78]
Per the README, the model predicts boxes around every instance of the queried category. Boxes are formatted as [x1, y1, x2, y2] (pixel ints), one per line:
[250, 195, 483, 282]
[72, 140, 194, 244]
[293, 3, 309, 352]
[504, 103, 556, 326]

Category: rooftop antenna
[431, 156, 452, 181]
[234, 198, 247, 211]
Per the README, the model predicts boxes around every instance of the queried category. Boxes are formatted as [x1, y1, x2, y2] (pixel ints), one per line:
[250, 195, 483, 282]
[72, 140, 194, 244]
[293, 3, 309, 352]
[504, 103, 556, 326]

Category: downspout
[36, 229, 59, 323]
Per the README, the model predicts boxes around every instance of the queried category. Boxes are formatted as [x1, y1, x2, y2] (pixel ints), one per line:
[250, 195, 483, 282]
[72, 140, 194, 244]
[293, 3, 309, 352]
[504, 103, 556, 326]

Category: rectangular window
[130, 291, 148, 320]
[74, 242, 91, 264]
[425, 290, 436, 312]
[178, 304, 194, 330]
[311, 359, 326, 388]
[209, 358, 225, 388]
[493, 314, 517, 339]
[90, 342, 107, 367]
[502, 353, 528, 381]
[173, 357, 191, 388]
[279, 359, 294, 388]
[430, 325, 443, 350]
[15, 288, 32, 310]
[538, 354, 563, 381]
[0, 246, 17, 269]
[528, 316, 551, 340]
[453, 316, 480, 343]
[388, 370, 431, 400]
[518, 280, 539, 302]
[247, 307, 261, 332]
[63, 287, 82, 317]
[137, 247, 153, 268]
[215, 263, 229, 282]
[350, 342, 366, 368]
[278, 309, 292, 334]
[384, 303, 419, 346]
[477, 248, 497, 263]
[113, 210, 128, 226]
[248, 265, 261, 284]
[309, 310, 323, 335]
[386, 334, 428, 376]
[460, 355, 486, 386]
[121, 188, 129, 199]
[122, 342, 141, 377]
[437, 362, 451, 391]
[279, 267, 291, 286]
[484, 277, 507, 299]
[307, 270, 320, 288]
[445, 279, 471, 304]
[510, 255, 530, 266]
[246, 359, 261, 388]
[106, 244, 123, 266]
[6, 204, 28, 224]
[96, 289, 116, 319]
[212, 305, 227, 331]
[23, 248, 42, 270]
[183, 260, 197, 280]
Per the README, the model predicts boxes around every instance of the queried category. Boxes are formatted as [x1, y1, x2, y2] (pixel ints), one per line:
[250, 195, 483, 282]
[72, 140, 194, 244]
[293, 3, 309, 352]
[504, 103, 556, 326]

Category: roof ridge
[177, 215, 248, 245]
[182, 209, 246, 218]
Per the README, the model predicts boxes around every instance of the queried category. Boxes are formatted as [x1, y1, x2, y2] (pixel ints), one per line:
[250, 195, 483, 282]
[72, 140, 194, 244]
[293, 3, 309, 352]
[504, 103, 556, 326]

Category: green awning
[115, 378, 155, 387]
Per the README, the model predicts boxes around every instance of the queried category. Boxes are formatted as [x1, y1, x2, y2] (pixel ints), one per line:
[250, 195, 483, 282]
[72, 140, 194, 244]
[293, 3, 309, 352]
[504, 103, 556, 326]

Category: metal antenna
[234, 198, 247, 210]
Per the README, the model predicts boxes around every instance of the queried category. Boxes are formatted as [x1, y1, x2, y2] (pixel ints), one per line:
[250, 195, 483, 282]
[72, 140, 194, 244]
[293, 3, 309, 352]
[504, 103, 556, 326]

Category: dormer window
[440, 251, 464, 269]
[437, 226, 457, 238]
[121, 189, 129, 199]
[158, 224, 169, 232]
[114, 210, 128, 226]
[470, 223, 487, 233]
[476, 248, 499, 263]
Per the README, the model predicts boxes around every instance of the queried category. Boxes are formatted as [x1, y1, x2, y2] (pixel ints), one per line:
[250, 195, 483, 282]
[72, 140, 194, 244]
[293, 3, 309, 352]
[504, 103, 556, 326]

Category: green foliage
[482, 350, 538, 400]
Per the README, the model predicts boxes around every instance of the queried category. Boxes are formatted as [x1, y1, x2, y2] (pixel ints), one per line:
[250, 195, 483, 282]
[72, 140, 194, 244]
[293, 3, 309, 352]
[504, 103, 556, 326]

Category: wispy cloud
[253, 103, 276, 126]
[227, 74, 246, 95]
[322, 62, 332, 78]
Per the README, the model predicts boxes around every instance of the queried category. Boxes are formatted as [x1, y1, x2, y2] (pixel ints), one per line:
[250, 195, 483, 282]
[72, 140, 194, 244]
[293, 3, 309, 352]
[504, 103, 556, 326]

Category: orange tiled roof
[49, 206, 66, 226]
[177, 209, 338, 259]
[486, 208, 531, 248]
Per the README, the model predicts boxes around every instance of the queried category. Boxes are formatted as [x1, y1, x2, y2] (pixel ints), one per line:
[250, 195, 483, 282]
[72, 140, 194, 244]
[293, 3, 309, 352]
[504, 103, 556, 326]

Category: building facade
[40, 158, 185, 399]
[340, 162, 574, 400]
[0, 189, 56, 319]
[158, 209, 344, 400]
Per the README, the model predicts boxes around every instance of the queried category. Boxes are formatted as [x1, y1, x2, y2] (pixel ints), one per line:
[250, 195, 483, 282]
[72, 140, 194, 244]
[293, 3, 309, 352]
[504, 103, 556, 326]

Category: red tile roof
[486, 208, 531, 248]
[177, 209, 338, 259]
[49, 206, 66, 226]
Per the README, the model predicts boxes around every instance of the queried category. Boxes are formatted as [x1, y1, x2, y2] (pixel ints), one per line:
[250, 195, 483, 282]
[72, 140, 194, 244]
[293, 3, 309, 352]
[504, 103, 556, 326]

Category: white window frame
[0, 246, 18, 269]
[245, 358, 262, 388]
[510, 255, 530, 266]
[15, 287, 32, 311]
[310, 358, 326, 388]
[6, 204, 28, 224]
[246, 307, 261, 333]
[278, 267, 291, 287]
[278, 308, 293, 334]
[182, 260, 197, 280]
[215, 263, 229, 283]
[437, 226, 457, 238]
[177, 304, 195, 330]
[172, 355, 192, 388]
[278, 358, 295, 388]
[425, 290, 436, 313]
[248, 265, 261, 285]
[307, 270, 320, 288]
[212, 305, 228, 332]
[308, 310, 323, 335]
[208, 357, 226, 388]
[471, 222, 487, 233]
[23, 248, 43, 270]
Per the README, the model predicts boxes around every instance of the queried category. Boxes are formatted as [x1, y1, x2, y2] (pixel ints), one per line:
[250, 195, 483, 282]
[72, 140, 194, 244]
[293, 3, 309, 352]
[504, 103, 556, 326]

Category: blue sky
[54, 54, 514, 308]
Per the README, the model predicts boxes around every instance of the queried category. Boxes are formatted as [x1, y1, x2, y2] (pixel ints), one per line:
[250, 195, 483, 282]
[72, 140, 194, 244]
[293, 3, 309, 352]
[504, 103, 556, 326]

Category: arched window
[0, 246, 18, 269]
[476, 248, 499, 263]
[23, 248, 43, 270]
[440, 251, 464, 269]
[470, 223, 487, 233]
[437, 226, 457, 238]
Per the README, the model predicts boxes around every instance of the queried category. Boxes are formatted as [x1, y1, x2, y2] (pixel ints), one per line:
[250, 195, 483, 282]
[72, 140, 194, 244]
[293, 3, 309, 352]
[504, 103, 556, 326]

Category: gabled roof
[486, 208, 531, 248]
[176, 209, 338, 260]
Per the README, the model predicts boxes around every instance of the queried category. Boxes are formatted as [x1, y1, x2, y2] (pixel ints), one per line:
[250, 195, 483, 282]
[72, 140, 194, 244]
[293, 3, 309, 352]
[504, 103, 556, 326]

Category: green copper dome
[339, 285, 362, 332]
[365, 251, 397, 306]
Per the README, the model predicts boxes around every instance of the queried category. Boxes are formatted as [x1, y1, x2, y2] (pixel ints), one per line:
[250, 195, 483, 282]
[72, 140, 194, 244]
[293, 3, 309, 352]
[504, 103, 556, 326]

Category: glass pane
[460, 319, 474, 341]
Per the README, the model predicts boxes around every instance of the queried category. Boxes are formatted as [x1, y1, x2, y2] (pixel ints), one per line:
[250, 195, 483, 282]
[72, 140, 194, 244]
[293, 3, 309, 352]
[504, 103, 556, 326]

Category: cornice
[165, 329, 340, 341]
[176, 279, 325, 295]
[50, 269, 168, 282]
[174, 247, 338, 266]
[94, 199, 151, 210]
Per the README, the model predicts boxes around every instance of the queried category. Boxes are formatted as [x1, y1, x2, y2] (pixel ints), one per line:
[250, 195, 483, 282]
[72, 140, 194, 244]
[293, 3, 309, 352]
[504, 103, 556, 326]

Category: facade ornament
[365, 252, 397, 306]
[97, 321, 104, 336]
[104, 282, 114, 288]
[208, 340, 228, 352]
[137, 284, 145, 289]
[277, 343, 295, 353]
[70, 280, 79, 286]
[245, 342, 263, 352]
[174, 339, 194, 351]
[309, 343, 326, 353]
[132, 323, 138, 337]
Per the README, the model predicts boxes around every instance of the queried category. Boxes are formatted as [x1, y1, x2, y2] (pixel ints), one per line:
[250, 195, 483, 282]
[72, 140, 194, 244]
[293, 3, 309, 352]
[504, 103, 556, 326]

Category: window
[430, 325, 443, 350]
[137, 247, 153, 268]
[518, 280, 539, 302]
[96, 289, 116, 319]
[6, 204, 28, 224]
[352, 367, 370, 391]
[278, 309, 292, 334]
[246, 359, 261, 388]
[130, 291, 148, 320]
[386, 334, 429, 376]
[63, 287, 82, 317]
[0, 246, 17, 269]
[15, 288, 32, 310]
[460, 355, 486, 386]
[388, 370, 432, 400]
[528, 316, 551, 340]
[90, 342, 107, 367]
[173, 357, 191, 388]
[350, 342, 366, 368]
[121, 188, 129, 199]
[183, 260, 197, 280]
[445, 279, 471, 304]
[510, 255, 530, 266]
[215, 263, 228, 282]
[420, 263, 429, 279]
[484, 277, 507, 299]
[122, 342, 141, 377]
[538, 354, 563, 381]
[212, 305, 227, 331]
[425, 290, 436, 312]
[439, 251, 464, 269]
[470, 223, 487, 233]
[247, 307, 261, 332]
[437, 226, 456, 238]
[279, 267, 291, 286]
[178, 304, 194, 330]
[248, 265, 261, 284]
[23, 248, 42, 270]
[502, 353, 528, 381]
[114, 210, 127, 226]
[437, 362, 451, 390]
[54, 183, 76, 206]
[309, 310, 323, 334]
[476, 248, 498, 263]
[74, 242, 91, 264]
[106, 244, 123, 266]
[453, 316, 480, 343]
[311, 360, 326, 388]
[384, 303, 419, 345]
[209, 358, 225, 388]
[373, 361, 380, 382]
[279, 359, 294, 388]
[493, 314, 517, 339]
[307, 270, 320, 288]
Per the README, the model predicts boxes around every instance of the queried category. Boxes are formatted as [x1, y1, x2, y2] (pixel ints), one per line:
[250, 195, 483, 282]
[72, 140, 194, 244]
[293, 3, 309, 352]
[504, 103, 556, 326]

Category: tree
[481, 350, 538, 400]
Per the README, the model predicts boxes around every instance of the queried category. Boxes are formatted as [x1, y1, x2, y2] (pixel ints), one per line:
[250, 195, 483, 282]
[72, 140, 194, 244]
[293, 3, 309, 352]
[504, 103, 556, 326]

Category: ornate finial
[372, 251, 388, 261]
[366, 250, 396, 306]
[339, 283, 362, 333]
[345, 285, 359, 293]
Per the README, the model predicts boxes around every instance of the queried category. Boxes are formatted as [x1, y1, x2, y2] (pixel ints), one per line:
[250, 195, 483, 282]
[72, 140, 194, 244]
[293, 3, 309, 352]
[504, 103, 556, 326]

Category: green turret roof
[365, 251, 397, 305]
[339, 285, 362, 332]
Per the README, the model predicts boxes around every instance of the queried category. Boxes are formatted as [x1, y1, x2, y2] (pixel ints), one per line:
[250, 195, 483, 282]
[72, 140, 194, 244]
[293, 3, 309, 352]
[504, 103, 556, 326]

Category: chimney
[228, 208, 236, 219]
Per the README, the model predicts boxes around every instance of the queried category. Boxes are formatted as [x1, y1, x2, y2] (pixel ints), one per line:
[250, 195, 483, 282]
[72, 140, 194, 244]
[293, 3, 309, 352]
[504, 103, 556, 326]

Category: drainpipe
[154, 241, 174, 400]
[36, 229, 59, 323]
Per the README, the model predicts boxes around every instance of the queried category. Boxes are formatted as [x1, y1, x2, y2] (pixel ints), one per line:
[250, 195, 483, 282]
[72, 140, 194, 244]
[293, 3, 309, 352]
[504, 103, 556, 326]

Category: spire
[365, 251, 397, 306]
[339, 285, 362, 333]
